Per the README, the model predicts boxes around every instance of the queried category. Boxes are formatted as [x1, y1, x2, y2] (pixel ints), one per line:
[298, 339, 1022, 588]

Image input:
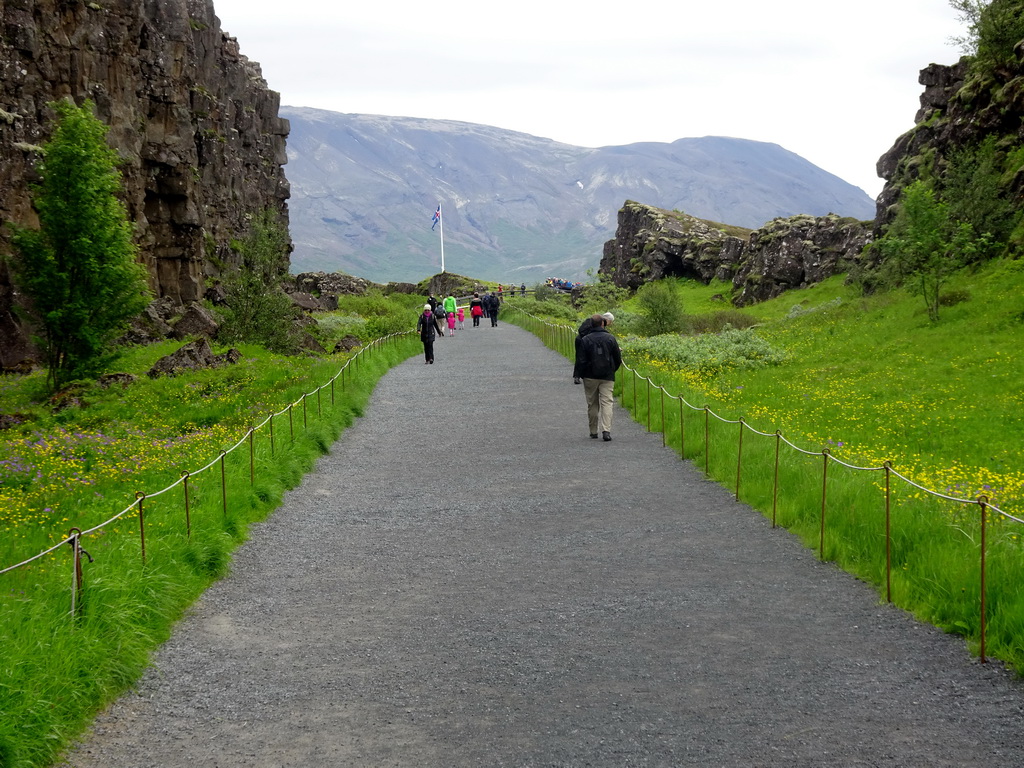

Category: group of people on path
[416, 292, 504, 364]
[417, 296, 623, 444]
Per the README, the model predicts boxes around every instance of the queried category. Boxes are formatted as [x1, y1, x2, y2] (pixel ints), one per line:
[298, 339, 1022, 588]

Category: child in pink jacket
[447, 311, 456, 336]
[456, 306, 465, 330]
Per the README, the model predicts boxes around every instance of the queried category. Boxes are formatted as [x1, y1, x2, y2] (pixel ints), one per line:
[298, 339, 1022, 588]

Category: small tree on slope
[9, 99, 150, 390]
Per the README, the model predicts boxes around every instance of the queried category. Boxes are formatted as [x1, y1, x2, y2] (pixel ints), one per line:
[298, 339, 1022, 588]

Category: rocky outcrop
[599, 202, 749, 291]
[0, 0, 290, 368]
[732, 214, 871, 305]
[599, 201, 870, 306]
[875, 45, 1024, 235]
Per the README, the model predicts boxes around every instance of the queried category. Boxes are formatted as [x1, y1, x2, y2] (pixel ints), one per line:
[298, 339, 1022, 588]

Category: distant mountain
[281, 107, 875, 284]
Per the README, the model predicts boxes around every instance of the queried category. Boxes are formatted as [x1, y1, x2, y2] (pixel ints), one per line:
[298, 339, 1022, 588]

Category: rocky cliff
[599, 201, 870, 306]
[0, 0, 290, 368]
[876, 43, 1024, 241]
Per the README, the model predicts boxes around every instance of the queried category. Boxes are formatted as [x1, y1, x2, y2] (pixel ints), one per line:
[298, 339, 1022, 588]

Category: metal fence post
[736, 418, 745, 501]
[182, 471, 192, 539]
[979, 494, 989, 664]
[135, 492, 147, 565]
[819, 449, 831, 560]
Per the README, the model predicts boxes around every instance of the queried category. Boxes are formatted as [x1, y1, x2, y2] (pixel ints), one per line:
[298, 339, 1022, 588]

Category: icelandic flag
[431, 205, 440, 231]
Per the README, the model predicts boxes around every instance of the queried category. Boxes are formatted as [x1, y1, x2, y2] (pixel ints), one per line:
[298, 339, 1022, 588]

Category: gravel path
[63, 320, 1024, 767]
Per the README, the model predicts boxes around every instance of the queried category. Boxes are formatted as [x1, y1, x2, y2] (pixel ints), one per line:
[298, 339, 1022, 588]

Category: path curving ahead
[63, 320, 1024, 767]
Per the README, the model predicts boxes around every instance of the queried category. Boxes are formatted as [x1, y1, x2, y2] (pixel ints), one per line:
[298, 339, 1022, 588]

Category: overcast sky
[210, 0, 965, 198]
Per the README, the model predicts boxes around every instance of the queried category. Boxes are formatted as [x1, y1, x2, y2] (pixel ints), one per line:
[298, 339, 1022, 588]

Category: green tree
[217, 209, 299, 353]
[951, 0, 1024, 71]
[9, 99, 150, 390]
[878, 181, 980, 321]
[941, 135, 1016, 253]
[637, 279, 686, 335]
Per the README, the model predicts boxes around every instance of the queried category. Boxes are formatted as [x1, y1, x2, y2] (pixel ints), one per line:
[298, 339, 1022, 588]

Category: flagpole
[438, 202, 445, 273]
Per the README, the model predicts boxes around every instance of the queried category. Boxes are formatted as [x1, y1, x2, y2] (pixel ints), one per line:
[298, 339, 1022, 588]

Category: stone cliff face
[876, 45, 1024, 235]
[0, 0, 290, 367]
[599, 201, 870, 306]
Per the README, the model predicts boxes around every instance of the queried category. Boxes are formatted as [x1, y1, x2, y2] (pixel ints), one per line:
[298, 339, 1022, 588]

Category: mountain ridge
[282, 107, 875, 284]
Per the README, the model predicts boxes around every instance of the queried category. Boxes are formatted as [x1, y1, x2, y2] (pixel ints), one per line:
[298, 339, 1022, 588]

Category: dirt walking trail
[62, 320, 1024, 767]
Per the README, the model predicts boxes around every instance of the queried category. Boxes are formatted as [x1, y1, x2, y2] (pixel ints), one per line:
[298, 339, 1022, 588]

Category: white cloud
[212, 0, 963, 197]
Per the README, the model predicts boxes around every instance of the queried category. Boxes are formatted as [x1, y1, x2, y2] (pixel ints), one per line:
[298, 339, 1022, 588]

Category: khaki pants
[583, 378, 615, 434]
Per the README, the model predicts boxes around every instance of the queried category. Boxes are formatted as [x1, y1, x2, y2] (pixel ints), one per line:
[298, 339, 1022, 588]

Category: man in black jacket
[575, 314, 622, 441]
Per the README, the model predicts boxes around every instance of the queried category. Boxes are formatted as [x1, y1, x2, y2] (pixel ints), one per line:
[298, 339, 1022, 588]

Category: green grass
[0, 306, 421, 768]
[505, 259, 1024, 671]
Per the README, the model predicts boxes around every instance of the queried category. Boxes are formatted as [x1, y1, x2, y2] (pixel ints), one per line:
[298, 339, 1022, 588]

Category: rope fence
[1, 331, 414, 611]
[507, 306, 1019, 663]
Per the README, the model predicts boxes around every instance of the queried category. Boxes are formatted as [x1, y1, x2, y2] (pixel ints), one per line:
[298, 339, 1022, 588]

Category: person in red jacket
[469, 293, 484, 327]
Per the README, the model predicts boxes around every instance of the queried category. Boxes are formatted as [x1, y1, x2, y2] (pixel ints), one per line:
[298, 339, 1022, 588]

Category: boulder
[171, 302, 220, 340]
[120, 302, 173, 345]
[148, 338, 239, 378]
[288, 292, 322, 312]
[332, 335, 362, 354]
[97, 373, 137, 389]
[299, 333, 327, 355]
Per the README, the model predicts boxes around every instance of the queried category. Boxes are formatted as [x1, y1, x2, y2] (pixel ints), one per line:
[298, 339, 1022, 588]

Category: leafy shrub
[786, 297, 844, 319]
[686, 310, 760, 333]
[636, 280, 686, 335]
[513, 296, 577, 321]
[533, 283, 557, 301]
[217, 210, 299, 353]
[621, 327, 786, 376]
[575, 279, 630, 317]
[939, 288, 972, 307]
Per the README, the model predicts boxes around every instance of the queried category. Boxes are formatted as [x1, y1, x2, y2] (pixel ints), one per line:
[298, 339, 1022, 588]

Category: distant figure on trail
[486, 292, 500, 327]
[427, 295, 439, 311]
[575, 313, 621, 441]
[497, 284, 503, 302]
[457, 306, 465, 330]
[417, 304, 444, 364]
[520, 283, 526, 297]
[470, 293, 484, 327]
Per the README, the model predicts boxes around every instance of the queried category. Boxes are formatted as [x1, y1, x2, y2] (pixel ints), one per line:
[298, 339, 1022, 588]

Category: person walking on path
[443, 293, 457, 318]
[417, 304, 444, 364]
[457, 306, 465, 330]
[573, 312, 613, 384]
[486, 292, 500, 327]
[575, 313, 621, 441]
[446, 311, 456, 337]
[470, 293, 484, 327]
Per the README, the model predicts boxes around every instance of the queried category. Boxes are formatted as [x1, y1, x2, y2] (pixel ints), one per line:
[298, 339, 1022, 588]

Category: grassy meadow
[506, 257, 1024, 671]
[0, 293, 423, 768]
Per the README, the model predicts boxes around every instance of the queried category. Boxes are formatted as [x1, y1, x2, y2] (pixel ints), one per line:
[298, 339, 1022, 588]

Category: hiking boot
[602, 431, 612, 441]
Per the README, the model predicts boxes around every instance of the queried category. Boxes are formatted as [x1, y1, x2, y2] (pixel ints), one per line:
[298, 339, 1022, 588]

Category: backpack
[434, 304, 446, 320]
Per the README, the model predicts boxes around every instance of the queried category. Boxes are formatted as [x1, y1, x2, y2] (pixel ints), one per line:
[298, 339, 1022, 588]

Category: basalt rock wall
[0, 0, 290, 368]
[599, 201, 870, 306]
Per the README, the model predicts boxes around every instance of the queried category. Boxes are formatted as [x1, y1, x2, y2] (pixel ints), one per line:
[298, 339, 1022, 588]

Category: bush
[686, 310, 760, 334]
[636, 280, 686, 335]
[621, 327, 786, 376]
[217, 210, 300, 353]
[939, 288, 971, 307]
